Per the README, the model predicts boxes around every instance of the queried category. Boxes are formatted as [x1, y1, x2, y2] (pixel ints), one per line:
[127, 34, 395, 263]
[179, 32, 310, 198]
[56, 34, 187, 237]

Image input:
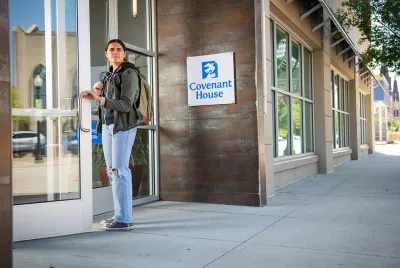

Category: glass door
[11, 0, 92, 241]
[92, 0, 159, 217]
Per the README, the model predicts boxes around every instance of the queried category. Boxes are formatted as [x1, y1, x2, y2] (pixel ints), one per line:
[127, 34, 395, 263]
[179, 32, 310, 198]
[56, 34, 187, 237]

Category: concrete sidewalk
[14, 144, 400, 268]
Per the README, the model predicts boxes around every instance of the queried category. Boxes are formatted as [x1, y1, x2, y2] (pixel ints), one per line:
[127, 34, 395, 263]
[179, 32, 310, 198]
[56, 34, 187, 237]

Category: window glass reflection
[92, 128, 153, 199]
[364, 121, 367, 144]
[304, 49, 312, 99]
[340, 113, 345, 147]
[278, 93, 290, 156]
[90, 0, 108, 77]
[332, 110, 335, 149]
[291, 41, 301, 95]
[90, 0, 110, 189]
[339, 78, 344, 111]
[118, 0, 150, 50]
[10, 0, 80, 205]
[331, 72, 350, 149]
[126, 50, 151, 85]
[276, 28, 288, 91]
[334, 75, 339, 109]
[335, 112, 339, 148]
[271, 21, 315, 158]
[272, 91, 277, 157]
[12, 115, 80, 205]
[344, 82, 348, 112]
[132, 129, 152, 199]
[360, 94, 367, 145]
[331, 71, 334, 107]
[270, 20, 275, 87]
[305, 102, 313, 153]
[345, 114, 348, 147]
[11, 0, 78, 110]
[293, 98, 302, 154]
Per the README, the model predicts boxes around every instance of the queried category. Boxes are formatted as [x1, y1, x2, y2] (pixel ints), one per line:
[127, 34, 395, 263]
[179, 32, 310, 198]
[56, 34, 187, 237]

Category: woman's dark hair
[105, 39, 128, 62]
[105, 39, 126, 52]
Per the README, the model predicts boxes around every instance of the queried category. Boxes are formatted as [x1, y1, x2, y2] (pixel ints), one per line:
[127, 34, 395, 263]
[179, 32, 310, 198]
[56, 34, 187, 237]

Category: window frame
[331, 70, 350, 150]
[112, 0, 159, 197]
[360, 92, 367, 145]
[271, 20, 315, 158]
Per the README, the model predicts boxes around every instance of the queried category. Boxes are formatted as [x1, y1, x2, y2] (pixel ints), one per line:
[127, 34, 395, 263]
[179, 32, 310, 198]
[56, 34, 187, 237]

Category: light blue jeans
[102, 124, 137, 223]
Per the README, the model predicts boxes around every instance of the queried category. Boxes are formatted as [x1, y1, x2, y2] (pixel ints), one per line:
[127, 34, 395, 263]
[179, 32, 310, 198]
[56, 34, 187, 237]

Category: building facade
[373, 75, 391, 142]
[158, 0, 376, 204]
[1, 0, 379, 265]
[393, 79, 399, 119]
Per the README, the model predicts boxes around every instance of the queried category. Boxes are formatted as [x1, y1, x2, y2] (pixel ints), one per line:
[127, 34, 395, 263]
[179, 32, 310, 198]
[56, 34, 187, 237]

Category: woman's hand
[93, 81, 103, 96]
[81, 90, 95, 100]
[81, 90, 102, 103]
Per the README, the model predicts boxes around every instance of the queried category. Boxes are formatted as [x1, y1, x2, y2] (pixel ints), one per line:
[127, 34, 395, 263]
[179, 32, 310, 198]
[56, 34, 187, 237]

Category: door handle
[78, 92, 91, 133]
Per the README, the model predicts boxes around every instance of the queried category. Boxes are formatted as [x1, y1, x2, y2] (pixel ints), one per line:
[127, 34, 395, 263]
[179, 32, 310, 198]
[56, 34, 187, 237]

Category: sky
[9, 0, 77, 85]
[10, 0, 76, 32]
[373, 65, 398, 91]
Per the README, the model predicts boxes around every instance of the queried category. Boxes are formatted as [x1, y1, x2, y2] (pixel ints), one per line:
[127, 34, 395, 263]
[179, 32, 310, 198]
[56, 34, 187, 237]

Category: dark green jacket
[96, 62, 140, 135]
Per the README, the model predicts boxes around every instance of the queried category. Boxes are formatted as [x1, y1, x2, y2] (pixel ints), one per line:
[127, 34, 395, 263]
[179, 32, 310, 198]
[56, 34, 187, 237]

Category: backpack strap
[130, 67, 142, 108]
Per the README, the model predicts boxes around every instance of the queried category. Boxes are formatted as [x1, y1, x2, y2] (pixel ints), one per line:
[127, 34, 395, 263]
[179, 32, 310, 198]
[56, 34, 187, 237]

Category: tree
[11, 86, 29, 128]
[337, 0, 400, 75]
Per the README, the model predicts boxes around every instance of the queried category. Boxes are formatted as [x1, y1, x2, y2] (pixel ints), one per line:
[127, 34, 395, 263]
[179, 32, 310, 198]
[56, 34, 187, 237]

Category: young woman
[82, 39, 140, 231]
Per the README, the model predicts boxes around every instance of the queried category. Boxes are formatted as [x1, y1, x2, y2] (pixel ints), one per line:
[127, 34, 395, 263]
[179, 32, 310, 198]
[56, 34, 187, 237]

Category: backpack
[131, 68, 153, 125]
[113, 64, 153, 125]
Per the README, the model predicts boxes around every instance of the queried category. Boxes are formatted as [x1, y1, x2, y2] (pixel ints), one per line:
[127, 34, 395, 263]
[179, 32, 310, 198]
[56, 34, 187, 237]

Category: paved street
[13, 143, 400, 268]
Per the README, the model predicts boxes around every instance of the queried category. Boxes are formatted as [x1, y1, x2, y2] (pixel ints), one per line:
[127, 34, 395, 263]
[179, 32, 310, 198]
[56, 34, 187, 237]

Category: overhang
[286, 0, 387, 94]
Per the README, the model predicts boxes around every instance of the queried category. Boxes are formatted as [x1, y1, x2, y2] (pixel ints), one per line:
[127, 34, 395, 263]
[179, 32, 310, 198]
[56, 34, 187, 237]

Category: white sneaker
[100, 217, 115, 226]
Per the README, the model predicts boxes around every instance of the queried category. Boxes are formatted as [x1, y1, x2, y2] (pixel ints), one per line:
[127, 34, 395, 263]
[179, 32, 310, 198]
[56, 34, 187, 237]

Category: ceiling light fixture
[132, 0, 137, 17]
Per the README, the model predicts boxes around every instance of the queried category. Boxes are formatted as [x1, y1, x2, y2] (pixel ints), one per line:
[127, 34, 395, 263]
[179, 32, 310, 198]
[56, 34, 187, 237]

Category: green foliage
[93, 143, 105, 166]
[277, 96, 300, 135]
[278, 95, 289, 135]
[129, 129, 149, 166]
[337, 0, 400, 75]
[11, 86, 18, 107]
[388, 119, 400, 131]
[11, 87, 29, 126]
[293, 100, 301, 135]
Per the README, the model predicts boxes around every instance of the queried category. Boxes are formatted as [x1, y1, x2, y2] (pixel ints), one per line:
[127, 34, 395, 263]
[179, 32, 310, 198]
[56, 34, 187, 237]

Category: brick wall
[157, 0, 262, 206]
[0, 0, 13, 266]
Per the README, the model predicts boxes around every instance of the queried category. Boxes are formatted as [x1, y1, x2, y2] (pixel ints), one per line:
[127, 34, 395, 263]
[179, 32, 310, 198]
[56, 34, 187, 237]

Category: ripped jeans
[102, 124, 137, 224]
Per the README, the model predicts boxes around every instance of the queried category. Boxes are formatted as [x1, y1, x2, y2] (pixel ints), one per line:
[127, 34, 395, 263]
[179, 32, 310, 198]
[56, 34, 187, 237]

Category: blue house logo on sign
[202, 61, 218, 79]
[187, 52, 235, 106]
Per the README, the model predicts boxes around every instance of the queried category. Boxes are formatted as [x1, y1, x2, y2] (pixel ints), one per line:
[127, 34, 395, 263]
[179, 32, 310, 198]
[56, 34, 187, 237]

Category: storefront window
[339, 78, 344, 111]
[360, 93, 367, 145]
[305, 102, 314, 153]
[118, 0, 152, 51]
[276, 28, 288, 91]
[10, 0, 80, 205]
[335, 75, 339, 111]
[277, 93, 290, 157]
[291, 41, 301, 96]
[270, 20, 275, 87]
[117, 0, 156, 200]
[90, 0, 109, 189]
[304, 49, 312, 100]
[271, 22, 314, 157]
[90, 0, 155, 193]
[332, 72, 350, 149]
[293, 98, 302, 154]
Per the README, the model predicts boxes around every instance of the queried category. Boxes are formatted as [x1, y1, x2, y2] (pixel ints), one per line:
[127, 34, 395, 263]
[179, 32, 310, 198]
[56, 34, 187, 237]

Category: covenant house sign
[187, 52, 235, 106]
